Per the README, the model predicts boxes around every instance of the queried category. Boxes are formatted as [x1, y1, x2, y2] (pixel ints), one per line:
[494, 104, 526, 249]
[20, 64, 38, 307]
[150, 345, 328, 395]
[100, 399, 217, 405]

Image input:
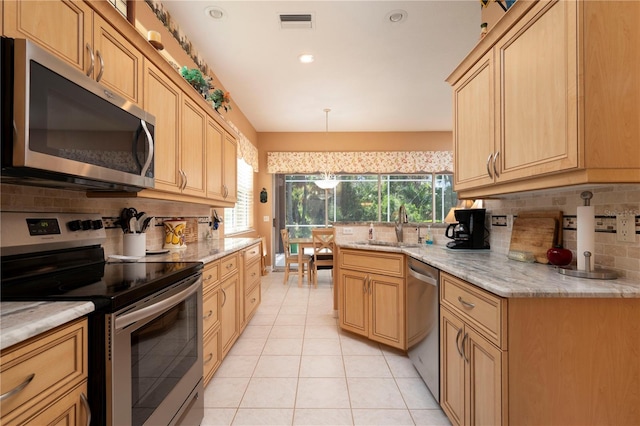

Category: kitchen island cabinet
[338, 249, 406, 350]
[448, 0, 640, 198]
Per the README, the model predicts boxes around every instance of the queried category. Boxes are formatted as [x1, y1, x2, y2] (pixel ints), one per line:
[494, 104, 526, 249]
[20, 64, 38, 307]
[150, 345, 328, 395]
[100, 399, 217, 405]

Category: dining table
[290, 237, 315, 286]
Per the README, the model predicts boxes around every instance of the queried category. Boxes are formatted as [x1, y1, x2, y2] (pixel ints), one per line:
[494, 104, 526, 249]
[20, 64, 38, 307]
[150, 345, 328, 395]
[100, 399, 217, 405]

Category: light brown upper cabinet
[144, 60, 181, 193]
[4, 0, 142, 106]
[206, 119, 238, 204]
[448, 0, 640, 198]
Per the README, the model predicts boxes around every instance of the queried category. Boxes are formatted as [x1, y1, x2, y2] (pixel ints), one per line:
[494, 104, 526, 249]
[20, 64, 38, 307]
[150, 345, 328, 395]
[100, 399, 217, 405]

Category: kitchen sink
[358, 240, 422, 248]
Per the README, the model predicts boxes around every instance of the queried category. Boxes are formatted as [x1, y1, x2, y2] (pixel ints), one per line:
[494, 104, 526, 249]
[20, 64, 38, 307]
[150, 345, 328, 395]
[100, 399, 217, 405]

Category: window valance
[267, 151, 453, 174]
[227, 121, 258, 172]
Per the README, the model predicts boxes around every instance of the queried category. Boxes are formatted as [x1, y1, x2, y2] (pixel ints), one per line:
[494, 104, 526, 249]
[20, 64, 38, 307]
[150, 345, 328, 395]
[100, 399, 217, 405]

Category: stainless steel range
[0, 212, 204, 426]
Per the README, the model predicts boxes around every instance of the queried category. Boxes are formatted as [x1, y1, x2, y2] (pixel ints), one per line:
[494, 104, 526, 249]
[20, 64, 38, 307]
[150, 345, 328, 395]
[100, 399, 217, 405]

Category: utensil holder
[123, 233, 146, 257]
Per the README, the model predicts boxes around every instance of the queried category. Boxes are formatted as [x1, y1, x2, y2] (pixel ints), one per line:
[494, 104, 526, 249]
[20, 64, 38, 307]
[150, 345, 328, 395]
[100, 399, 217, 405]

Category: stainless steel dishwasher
[406, 257, 440, 402]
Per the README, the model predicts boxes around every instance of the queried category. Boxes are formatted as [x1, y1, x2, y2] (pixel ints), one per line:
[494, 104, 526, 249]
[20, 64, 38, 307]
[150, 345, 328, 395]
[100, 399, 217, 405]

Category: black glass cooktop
[1, 246, 202, 312]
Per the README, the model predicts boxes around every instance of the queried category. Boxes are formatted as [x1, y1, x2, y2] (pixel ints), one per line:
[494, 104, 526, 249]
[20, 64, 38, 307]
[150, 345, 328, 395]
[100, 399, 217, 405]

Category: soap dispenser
[368, 222, 374, 240]
[425, 225, 433, 245]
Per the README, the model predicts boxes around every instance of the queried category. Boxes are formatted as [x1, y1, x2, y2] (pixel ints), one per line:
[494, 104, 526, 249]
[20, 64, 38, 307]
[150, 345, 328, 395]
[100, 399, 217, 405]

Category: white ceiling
[161, 1, 481, 132]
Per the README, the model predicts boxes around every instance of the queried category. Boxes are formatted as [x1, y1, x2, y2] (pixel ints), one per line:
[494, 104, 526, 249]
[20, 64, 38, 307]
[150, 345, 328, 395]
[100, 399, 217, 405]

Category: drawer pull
[0, 373, 35, 401]
[204, 310, 214, 320]
[205, 274, 213, 281]
[251, 298, 256, 303]
[226, 264, 233, 269]
[251, 272, 256, 277]
[81, 392, 92, 426]
[458, 296, 475, 309]
[205, 353, 214, 364]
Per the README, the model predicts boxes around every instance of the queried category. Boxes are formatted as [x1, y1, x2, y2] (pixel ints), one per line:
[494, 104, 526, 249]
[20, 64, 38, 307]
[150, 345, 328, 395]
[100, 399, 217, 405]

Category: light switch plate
[617, 214, 635, 242]
[342, 227, 353, 235]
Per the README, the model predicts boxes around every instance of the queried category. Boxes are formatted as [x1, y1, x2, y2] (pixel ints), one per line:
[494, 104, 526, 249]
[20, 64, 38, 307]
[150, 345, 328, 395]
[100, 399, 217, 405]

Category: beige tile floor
[202, 270, 451, 426]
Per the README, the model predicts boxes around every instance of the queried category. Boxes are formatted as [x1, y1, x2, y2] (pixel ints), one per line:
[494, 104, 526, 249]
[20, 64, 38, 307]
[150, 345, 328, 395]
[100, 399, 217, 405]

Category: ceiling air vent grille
[279, 14, 313, 29]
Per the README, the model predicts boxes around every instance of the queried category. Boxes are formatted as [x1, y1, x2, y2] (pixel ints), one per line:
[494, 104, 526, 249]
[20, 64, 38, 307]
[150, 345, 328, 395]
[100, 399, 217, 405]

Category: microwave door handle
[140, 120, 154, 177]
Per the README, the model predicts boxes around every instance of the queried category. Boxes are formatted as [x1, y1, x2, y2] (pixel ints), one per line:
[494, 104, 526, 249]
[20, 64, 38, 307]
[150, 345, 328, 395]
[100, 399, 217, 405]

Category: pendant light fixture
[315, 108, 340, 190]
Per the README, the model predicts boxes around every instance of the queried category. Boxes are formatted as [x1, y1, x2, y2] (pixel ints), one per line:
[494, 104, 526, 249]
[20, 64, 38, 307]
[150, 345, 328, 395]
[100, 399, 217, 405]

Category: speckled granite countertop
[0, 301, 95, 351]
[135, 237, 261, 264]
[1, 238, 260, 351]
[339, 242, 640, 298]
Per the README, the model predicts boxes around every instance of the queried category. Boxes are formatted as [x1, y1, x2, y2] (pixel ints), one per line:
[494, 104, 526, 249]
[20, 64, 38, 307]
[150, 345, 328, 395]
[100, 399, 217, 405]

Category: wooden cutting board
[509, 217, 557, 263]
[517, 210, 563, 246]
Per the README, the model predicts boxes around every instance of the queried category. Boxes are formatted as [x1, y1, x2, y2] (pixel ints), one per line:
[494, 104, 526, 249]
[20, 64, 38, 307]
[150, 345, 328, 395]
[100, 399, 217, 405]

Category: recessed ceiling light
[205, 6, 226, 20]
[299, 54, 315, 64]
[386, 9, 407, 24]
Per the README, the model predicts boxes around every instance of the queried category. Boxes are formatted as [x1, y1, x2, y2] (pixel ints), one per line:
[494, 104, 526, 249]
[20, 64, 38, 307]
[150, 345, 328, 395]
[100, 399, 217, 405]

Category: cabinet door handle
[81, 392, 92, 426]
[455, 328, 463, 357]
[493, 150, 500, 178]
[95, 50, 104, 82]
[205, 353, 214, 364]
[86, 43, 94, 77]
[458, 296, 475, 309]
[462, 332, 470, 363]
[0, 373, 35, 401]
[204, 309, 214, 320]
[486, 153, 494, 178]
[221, 288, 227, 307]
[251, 297, 256, 303]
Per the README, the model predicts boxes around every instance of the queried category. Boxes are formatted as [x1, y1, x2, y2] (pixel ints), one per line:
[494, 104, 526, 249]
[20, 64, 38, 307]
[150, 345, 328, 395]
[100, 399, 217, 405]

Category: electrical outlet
[342, 227, 353, 235]
[617, 215, 635, 242]
[263, 215, 269, 222]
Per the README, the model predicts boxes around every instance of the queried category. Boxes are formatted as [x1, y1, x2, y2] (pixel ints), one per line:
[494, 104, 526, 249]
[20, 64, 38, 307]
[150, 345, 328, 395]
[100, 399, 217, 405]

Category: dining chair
[280, 228, 312, 285]
[311, 227, 335, 287]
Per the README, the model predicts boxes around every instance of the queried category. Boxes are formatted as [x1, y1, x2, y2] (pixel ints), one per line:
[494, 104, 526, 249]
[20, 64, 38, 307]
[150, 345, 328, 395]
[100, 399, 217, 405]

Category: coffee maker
[445, 208, 489, 249]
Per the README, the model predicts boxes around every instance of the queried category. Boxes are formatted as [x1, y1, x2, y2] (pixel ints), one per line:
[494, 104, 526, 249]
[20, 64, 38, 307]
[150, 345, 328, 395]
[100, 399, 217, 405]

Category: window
[224, 159, 253, 235]
[283, 173, 457, 237]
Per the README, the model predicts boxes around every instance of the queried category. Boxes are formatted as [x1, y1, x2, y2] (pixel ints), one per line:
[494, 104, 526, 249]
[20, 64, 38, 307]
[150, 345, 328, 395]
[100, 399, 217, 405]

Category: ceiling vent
[279, 14, 313, 29]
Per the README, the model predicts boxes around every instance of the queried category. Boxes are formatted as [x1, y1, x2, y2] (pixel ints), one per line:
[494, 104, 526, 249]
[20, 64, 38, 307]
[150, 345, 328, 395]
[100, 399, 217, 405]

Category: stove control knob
[92, 220, 104, 230]
[68, 220, 82, 231]
[81, 220, 93, 230]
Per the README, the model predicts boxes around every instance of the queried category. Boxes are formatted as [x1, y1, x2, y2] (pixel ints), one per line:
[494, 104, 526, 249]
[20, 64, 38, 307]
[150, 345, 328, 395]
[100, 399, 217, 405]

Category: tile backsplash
[1, 184, 220, 257]
[485, 184, 640, 280]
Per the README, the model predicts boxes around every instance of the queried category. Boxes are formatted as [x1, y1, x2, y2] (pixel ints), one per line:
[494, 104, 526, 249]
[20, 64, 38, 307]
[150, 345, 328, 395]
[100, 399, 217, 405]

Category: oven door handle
[115, 278, 200, 330]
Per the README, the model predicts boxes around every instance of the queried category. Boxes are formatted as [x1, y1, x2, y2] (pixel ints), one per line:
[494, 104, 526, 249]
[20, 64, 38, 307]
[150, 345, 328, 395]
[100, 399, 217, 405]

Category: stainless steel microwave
[1, 37, 155, 192]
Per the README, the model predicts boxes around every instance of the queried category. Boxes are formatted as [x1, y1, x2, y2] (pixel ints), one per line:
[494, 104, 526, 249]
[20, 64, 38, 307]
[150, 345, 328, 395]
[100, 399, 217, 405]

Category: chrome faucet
[395, 204, 408, 242]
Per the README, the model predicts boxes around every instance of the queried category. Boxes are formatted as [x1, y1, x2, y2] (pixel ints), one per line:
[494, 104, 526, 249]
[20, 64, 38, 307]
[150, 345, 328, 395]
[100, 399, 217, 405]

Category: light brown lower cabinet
[0, 318, 89, 425]
[439, 272, 640, 425]
[220, 267, 240, 358]
[338, 249, 406, 350]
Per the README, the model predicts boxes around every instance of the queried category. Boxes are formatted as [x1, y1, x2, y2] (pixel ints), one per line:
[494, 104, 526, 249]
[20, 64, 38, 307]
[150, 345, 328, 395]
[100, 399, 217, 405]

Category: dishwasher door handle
[408, 267, 438, 287]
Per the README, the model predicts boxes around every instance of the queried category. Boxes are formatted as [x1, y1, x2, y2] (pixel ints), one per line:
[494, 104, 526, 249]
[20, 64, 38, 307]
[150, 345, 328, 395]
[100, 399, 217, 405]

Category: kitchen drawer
[203, 329, 221, 386]
[203, 287, 220, 333]
[203, 261, 220, 292]
[220, 253, 238, 280]
[440, 272, 507, 348]
[0, 318, 87, 421]
[245, 260, 261, 294]
[340, 249, 405, 278]
[243, 243, 261, 266]
[5, 380, 88, 426]
[244, 285, 261, 322]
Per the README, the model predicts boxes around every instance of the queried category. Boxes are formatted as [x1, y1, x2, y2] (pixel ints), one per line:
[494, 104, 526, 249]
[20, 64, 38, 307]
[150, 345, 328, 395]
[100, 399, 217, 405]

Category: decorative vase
[163, 220, 187, 250]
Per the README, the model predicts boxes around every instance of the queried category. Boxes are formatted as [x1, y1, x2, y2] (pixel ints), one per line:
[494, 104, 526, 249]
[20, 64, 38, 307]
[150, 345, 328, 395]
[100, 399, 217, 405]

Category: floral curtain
[267, 151, 453, 174]
[227, 121, 258, 172]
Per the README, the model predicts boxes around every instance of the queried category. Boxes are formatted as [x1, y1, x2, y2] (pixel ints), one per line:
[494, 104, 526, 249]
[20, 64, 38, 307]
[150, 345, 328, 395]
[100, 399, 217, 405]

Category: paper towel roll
[577, 205, 595, 271]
